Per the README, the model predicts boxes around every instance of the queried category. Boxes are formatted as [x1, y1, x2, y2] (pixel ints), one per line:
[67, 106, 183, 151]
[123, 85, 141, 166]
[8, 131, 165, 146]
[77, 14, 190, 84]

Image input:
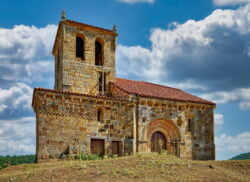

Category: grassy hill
[0, 153, 249, 182]
[230, 152, 250, 160]
[0, 155, 35, 169]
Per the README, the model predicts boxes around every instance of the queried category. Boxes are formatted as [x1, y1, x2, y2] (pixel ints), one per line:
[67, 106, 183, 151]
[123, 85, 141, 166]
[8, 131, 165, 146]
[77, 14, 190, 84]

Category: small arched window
[97, 108, 103, 122]
[95, 39, 103, 66]
[76, 36, 84, 59]
[188, 119, 192, 132]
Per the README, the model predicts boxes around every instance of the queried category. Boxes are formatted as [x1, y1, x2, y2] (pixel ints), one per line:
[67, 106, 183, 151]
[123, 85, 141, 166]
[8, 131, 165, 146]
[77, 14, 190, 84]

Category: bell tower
[52, 10, 118, 95]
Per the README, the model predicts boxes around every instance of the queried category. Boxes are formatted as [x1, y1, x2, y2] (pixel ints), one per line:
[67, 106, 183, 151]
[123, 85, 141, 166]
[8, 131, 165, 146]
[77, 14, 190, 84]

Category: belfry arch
[95, 38, 104, 66]
[147, 118, 181, 156]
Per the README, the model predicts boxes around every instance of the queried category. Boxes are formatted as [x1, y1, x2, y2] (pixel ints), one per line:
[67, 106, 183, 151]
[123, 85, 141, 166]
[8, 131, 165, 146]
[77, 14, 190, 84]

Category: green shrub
[0, 155, 35, 169]
[69, 153, 103, 161]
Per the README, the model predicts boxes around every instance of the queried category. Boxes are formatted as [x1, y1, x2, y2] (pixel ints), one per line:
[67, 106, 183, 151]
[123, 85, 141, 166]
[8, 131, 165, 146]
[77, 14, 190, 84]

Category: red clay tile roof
[65, 20, 117, 36]
[113, 78, 215, 105]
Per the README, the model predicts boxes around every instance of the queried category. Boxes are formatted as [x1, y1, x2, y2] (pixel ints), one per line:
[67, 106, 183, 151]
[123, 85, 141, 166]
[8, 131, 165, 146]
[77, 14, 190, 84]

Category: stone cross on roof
[61, 9, 66, 21]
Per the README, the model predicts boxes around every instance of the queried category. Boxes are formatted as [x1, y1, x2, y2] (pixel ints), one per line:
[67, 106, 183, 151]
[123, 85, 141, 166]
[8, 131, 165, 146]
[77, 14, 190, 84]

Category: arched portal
[151, 131, 166, 152]
[147, 118, 181, 156]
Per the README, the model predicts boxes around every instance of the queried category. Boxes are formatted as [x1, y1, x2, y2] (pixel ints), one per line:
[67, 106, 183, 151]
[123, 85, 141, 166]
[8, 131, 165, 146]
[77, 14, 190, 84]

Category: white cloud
[116, 4, 250, 109]
[200, 88, 250, 109]
[0, 24, 57, 87]
[0, 117, 35, 155]
[0, 24, 56, 60]
[0, 105, 7, 113]
[239, 101, 250, 110]
[215, 113, 224, 130]
[160, 80, 209, 91]
[216, 132, 250, 153]
[117, 0, 154, 4]
[0, 24, 56, 156]
[213, 0, 250, 6]
[0, 83, 33, 113]
[117, 45, 153, 79]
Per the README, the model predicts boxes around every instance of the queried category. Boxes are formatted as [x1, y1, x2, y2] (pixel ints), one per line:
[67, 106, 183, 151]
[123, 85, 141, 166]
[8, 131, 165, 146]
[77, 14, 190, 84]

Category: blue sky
[0, 0, 249, 160]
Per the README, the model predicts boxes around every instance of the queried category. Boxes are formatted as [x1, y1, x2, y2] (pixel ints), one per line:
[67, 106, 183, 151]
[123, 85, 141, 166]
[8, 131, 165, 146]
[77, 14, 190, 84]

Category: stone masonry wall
[55, 21, 116, 94]
[54, 28, 63, 90]
[110, 85, 215, 160]
[33, 87, 215, 162]
[136, 97, 215, 160]
[33, 89, 135, 162]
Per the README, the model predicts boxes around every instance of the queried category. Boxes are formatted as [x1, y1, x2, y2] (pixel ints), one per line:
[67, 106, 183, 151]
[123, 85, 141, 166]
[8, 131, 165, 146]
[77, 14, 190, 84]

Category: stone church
[32, 12, 216, 162]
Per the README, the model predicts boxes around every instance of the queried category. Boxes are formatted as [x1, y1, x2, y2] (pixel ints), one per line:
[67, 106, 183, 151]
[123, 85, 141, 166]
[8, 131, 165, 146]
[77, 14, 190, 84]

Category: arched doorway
[147, 118, 181, 156]
[151, 131, 166, 152]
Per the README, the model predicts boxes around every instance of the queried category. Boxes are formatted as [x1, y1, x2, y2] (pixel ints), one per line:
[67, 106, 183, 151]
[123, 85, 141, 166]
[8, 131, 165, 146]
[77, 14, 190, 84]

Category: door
[151, 132, 166, 152]
[112, 141, 120, 156]
[91, 139, 105, 156]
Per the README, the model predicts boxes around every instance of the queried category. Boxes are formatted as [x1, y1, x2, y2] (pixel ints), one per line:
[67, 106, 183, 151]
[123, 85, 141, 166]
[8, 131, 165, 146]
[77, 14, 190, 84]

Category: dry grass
[0, 153, 249, 182]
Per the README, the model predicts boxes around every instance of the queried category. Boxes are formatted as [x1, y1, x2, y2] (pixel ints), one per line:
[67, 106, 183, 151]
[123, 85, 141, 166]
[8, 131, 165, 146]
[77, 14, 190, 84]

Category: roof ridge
[66, 19, 116, 34]
[116, 77, 138, 82]
[141, 81, 214, 104]
[141, 81, 181, 91]
[116, 77, 181, 91]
